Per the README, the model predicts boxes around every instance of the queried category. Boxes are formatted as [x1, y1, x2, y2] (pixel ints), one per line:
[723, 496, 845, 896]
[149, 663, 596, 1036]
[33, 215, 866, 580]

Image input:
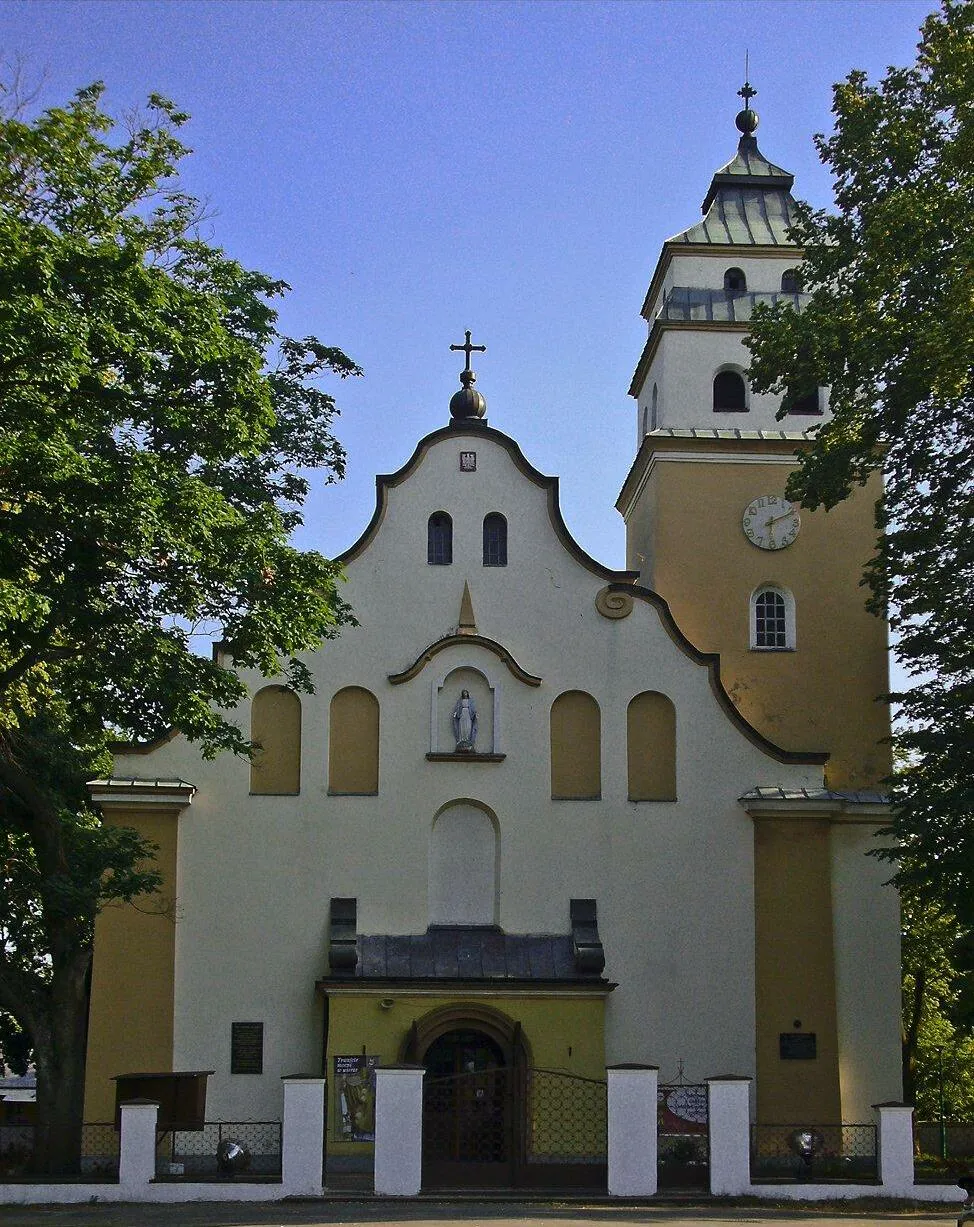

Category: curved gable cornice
[615, 582, 829, 767]
[388, 633, 542, 687]
[337, 423, 639, 585]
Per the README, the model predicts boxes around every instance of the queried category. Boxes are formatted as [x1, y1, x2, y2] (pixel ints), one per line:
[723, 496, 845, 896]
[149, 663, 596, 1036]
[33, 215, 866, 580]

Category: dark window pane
[785, 386, 821, 415]
[428, 512, 452, 565]
[781, 269, 802, 293]
[755, 590, 787, 648]
[483, 513, 507, 566]
[713, 370, 747, 412]
[724, 267, 747, 291]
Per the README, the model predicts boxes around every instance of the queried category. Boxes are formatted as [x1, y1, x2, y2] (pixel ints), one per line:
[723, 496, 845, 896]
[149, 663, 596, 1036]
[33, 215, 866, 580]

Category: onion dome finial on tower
[448, 330, 487, 421]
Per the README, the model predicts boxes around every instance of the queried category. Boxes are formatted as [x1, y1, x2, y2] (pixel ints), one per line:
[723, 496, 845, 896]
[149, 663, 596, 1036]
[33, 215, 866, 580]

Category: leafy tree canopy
[0, 81, 359, 1170]
[746, 0, 974, 921]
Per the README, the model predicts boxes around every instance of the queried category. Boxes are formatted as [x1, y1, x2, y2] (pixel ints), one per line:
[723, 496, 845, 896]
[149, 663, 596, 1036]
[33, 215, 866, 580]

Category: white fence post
[374, 1065, 425, 1196]
[707, 1075, 752, 1195]
[282, 1076, 326, 1195]
[607, 1063, 659, 1196]
[875, 1101, 915, 1195]
[118, 1099, 158, 1189]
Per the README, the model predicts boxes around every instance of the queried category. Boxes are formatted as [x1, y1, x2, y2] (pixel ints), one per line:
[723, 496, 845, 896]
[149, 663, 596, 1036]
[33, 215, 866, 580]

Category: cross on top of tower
[450, 329, 486, 374]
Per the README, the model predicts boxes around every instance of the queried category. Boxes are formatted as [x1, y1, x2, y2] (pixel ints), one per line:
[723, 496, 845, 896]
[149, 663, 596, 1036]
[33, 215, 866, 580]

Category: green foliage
[746, 0, 974, 922]
[902, 895, 974, 1117]
[0, 80, 358, 1163]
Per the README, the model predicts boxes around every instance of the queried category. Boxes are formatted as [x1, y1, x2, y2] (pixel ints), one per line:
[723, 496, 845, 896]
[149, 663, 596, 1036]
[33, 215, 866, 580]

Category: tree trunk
[30, 956, 92, 1176]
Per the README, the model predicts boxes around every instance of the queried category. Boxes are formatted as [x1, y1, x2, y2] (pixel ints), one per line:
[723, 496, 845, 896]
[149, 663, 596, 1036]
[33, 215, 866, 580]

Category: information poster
[334, 1054, 379, 1141]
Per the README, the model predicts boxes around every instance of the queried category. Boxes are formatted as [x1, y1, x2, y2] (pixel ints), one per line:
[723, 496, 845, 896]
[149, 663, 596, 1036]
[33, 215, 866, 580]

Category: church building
[83, 96, 901, 1185]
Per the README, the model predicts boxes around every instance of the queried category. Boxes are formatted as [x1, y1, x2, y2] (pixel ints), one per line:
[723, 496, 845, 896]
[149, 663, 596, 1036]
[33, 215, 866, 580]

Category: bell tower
[617, 91, 889, 791]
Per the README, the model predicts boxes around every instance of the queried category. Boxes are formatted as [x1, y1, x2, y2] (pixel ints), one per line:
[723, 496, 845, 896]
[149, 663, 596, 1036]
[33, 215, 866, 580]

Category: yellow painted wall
[250, 685, 302, 794]
[626, 454, 889, 789]
[83, 806, 179, 1121]
[324, 992, 606, 1156]
[550, 691, 601, 799]
[328, 686, 380, 794]
[753, 817, 841, 1124]
[627, 691, 677, 800]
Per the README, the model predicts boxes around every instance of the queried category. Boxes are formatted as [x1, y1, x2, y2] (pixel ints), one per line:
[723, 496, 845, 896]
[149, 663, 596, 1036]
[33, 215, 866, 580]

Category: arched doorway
[422, 1028, 513, 1187]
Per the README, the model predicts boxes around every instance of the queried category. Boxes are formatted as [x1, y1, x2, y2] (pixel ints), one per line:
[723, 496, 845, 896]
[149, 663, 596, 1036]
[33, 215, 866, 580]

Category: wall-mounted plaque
[779, 1032, 817, 1060]
[459, 451, 477, 471]
[231, 1021, 264, 1074]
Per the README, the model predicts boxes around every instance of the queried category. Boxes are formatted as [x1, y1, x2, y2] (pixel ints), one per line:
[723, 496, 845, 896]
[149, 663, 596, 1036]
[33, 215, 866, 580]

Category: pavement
[0, 1197, 966, 1227]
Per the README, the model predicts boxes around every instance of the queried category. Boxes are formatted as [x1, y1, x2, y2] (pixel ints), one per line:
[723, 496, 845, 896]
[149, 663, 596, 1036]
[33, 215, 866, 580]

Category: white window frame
[749, 585, 796, 651]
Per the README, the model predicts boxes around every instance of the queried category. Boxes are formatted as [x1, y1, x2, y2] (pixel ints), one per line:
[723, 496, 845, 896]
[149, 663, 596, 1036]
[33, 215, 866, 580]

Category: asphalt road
[0, 1199, 965, 1227]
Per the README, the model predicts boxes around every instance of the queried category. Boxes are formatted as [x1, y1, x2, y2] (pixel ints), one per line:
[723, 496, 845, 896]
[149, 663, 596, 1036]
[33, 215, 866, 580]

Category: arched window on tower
[780, 268, 802, 293]
[783, 385, 822, 415]
[750, 586, 796, 650]
[724, 267, 747, 292]
[428, 512, 453, 565]
[483, 513, 507, 566]
[651, 383, 659, 430]
[713, 369, 748, 413]
[250, 686, 301, 795]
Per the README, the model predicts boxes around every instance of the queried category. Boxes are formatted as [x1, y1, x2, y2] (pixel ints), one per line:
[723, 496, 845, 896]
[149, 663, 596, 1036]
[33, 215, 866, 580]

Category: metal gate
[422, 1065, 606, 1190]
[658, 1080, 709, 1189]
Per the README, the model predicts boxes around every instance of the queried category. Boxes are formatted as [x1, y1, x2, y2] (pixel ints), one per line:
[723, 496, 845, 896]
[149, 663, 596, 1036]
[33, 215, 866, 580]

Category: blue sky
[4, 0, 934, 572]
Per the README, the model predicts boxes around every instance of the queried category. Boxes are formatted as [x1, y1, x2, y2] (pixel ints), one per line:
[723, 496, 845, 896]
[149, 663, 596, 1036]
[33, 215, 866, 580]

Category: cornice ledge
[388, 633, 543, 687]
[88, 776, 196, 810]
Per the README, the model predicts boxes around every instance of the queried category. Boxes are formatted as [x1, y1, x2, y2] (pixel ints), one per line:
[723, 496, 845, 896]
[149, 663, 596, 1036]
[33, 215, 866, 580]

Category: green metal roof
[669, 134, 800, 248]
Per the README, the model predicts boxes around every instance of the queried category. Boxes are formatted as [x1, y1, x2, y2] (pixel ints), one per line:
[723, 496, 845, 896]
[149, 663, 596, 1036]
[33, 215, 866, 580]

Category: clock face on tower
[742, 494, 801, 550]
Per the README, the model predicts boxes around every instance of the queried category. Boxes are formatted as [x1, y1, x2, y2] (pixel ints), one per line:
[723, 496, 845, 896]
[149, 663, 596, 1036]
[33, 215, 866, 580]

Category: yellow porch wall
[83, 806, 179, 1120]
[754, 817, 841, 1124]
[324, 993, 606, 1156]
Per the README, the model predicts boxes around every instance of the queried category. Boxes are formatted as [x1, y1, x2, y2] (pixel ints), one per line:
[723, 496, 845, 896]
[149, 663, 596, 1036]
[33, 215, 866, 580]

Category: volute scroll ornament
[595, 585, 634, 620]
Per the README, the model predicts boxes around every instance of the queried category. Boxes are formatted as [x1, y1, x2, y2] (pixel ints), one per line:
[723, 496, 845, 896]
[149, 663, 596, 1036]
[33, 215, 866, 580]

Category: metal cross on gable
[450, 329, 486, 372]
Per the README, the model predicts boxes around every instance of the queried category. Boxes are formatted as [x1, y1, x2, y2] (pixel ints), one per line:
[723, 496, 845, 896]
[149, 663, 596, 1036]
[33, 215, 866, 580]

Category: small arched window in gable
[751, 586, 796, 650]
[329, 686, 380, 794]
[783, 385, 822, 415]
[483, 513, 507, 567]
[627, 691, 677, 801]
[250, 685, 301, 795]
[550, 691, 601, 799]
[724, 267, 747, 292]
[713, 369, 747, 413]
[780, 268, 802, 293]
[428, 512, 452, 565]
[651, 383, 659, 430]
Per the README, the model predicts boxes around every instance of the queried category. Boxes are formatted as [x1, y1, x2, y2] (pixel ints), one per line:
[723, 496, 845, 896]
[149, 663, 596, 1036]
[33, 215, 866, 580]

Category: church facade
[83, 101, 901, 1177]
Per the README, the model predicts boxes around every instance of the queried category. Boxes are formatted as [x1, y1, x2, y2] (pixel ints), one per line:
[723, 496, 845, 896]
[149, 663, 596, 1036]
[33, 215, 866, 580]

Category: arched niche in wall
[627, 690, 677, 801]
[432, 665, 498, 755]
[429, 799, 499, 926]
[550, 690, 601, 799]
[328, 686, 380, 794]
[250, 685, 301, 795]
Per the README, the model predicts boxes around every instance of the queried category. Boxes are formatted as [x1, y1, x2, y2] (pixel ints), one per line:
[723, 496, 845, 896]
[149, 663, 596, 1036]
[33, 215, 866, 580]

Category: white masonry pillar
[374, 1064, 425, 1196]
[282, 1076, 326, 1195]
[875, 1101, 915, 1195]
[607, 1063, 659, 1196]
[118, 1099, 159, 1190]
[706, 1075, 752, 1196]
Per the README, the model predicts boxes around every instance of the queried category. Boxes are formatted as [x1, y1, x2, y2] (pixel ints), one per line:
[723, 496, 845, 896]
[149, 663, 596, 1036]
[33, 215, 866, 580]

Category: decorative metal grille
[524, 1068, 606, 1165]
[658, 1082, 709, 1188]
[0, 1122, 119, 1179]
[750, 1123, 877, 1181]
[422, 1068, 510, 1165]
[155, 1121, 282, 1179]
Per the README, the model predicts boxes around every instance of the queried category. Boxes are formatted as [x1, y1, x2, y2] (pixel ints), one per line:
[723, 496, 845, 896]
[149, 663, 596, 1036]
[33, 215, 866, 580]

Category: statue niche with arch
[430, 665, 500, 759]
